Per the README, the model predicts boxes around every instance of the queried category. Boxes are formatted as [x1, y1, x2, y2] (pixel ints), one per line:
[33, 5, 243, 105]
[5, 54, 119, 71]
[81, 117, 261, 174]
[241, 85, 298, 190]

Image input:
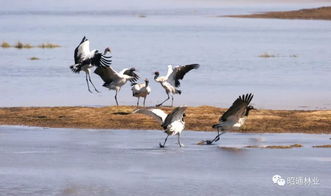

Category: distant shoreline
[0, 106, 330, 134]
[225, 6, 331, 20]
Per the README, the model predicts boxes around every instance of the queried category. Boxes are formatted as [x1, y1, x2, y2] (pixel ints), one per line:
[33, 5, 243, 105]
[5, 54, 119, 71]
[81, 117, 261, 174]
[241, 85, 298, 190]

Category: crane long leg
[177, 134, 184, 147]
[114, 90, 119, 106]
[85, 72, 92, 93]
[206, 128, 225, 145]
[143, 97, 146, 107]
[159, 135, 169, 148]
[137, 97, 140, 107]
[88, 73, 100, 93]
[156, 93, 170, 107]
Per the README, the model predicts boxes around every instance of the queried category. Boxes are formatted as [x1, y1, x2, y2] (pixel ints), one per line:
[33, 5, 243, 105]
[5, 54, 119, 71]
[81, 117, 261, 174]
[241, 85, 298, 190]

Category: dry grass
[259, 53, 276, 58]
[244, 144, 303, 149]
[226, 6, 331, 20]
[312, 145, 331, 148]
[1, 41, 60, 49]
[14, 42, 33, 49]
[0, 106, 331, 133]
[1, 41, 11, 48]
[265, 144, 303, 149]
[245, 145, 260, 148]
[29, 57, 40, 60]
[38, 43, 61, 48]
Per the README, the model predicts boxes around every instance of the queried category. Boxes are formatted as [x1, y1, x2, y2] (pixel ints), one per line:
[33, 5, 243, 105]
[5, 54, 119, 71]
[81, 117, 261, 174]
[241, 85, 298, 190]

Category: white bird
[154, 64, 200, 107]
[131, 78, 151, 107]
[70, 36, 112, 93]
[134, 106, 187, 148]
[94, 65, 139, 106]
[203, 93, 255, 145]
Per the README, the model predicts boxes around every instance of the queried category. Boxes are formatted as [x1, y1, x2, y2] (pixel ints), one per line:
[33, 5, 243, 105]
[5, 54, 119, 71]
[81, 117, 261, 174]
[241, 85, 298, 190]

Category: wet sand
[0, 106, 330, 133]
[226, 6, 331, 20]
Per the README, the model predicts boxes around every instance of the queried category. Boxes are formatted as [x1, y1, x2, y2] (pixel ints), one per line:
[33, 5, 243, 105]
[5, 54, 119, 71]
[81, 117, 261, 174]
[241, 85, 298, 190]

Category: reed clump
[245, 144, 303, 149]
[1, 41, 61, 49]
[38, 43, 61, 48]
[265, 144, 303, 149]
[29, 57, 40, 60]
[1, 41, 11, 48]
[14, 42, 33, 49]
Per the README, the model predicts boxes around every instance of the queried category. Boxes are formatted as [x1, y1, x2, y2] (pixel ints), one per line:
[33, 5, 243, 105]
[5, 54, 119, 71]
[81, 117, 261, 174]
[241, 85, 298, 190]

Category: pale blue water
[1, 0, 331, 109]
[0, 126, 331, 196]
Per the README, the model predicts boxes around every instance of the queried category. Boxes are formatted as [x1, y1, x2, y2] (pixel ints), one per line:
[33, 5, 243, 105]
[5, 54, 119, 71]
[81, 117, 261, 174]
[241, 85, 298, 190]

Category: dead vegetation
[1, 41, 10, 48]
[265, 144, 303, 149]
[312, 145, 331, 148]
[0, 106, 330, 133]
[1, 41, 60, 49]
[29, 57, 40, 60]
[38, 43, 61, 48]
[226, 6, 331, 20]
[14, 42, 33, 49]
[245, 144, 303, 149]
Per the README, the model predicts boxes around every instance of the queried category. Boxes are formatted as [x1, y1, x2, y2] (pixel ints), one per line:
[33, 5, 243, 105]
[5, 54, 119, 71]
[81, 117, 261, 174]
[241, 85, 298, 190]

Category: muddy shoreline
[225, 6, 331, 20]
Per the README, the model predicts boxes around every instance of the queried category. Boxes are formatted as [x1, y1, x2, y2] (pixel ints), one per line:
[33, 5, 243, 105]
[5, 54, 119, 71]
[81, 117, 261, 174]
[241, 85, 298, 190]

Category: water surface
[0, 0, 331, 109]
[0, 126, 330, 195]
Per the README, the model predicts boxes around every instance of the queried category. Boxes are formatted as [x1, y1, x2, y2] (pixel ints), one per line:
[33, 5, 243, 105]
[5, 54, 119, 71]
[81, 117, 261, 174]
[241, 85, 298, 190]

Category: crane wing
[165, 65, 173, 79]
[167, 64, 200, 87]
[133, 108, 167, 124]
[74, 36, 89, 64]
[121, 68, 140, 83]
[94, 66, 121, 85]
[162, 106, 187, 129]
[90, 52, 112, 67]
[220, 93, 254, 122]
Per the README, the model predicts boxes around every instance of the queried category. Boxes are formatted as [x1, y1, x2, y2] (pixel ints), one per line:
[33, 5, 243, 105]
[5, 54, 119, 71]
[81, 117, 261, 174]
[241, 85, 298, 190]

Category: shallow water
[0, 1, 331, 109]
[0, 126, 330, 195]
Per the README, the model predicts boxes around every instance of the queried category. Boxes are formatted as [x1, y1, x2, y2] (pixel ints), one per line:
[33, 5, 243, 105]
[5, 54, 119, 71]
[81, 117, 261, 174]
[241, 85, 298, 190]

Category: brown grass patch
[245, 144, 303, 149]
[0, 106, 330, 133]
[14, 42, 33, 49]
[312, 145, 331, 148]
[265, 144, 303, 149]
[225, 6, 331, 20]
[245, 145, 261, 148]
[38, 43, 61, 48]
[29, 57, 40, 60]
[1, 41, 60, 49]
[1, 42, 11, 48]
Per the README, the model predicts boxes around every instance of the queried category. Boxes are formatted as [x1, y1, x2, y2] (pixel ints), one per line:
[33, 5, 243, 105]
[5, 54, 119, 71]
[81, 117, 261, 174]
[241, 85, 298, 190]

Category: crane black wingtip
[239, 93, 254, 104]
[187, 64, 200, 69]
